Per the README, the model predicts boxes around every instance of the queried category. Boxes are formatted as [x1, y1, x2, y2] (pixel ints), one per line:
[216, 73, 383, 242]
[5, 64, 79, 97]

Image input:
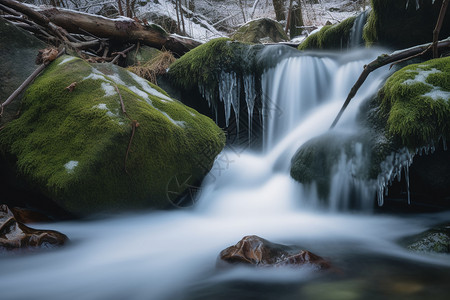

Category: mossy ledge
[297, 16, 356, 51]
[168, 38, 261, 91]
[377, 56, 450, 149]
[0, 55, 225, 216]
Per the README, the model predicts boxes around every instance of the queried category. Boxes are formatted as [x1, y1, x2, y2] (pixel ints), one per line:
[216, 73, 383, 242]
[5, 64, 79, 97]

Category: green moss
[363, 0, 450, 48]
[378, 57, 450, 149]
[168, 38, 261, 91]
[298, 16, 356, 50]
[231, 18, 289, 44]
[0, 56, 225, 215]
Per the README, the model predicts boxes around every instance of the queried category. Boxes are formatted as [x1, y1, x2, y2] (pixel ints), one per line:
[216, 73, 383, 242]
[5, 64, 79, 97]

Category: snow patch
[128, 71, 173, 102]
[403, 67, 449, 101]
[101, 82, 116, 97]
[106, 73, 126, 86]
[161, 111, 186, 127]
[83, 73, 106, 81]
[64, 160, 79, 173]
[424, 89, 450, 101]
[58, 57, 77, 65]
[93, 103, 116, 118]
[403, 68, 441, 85]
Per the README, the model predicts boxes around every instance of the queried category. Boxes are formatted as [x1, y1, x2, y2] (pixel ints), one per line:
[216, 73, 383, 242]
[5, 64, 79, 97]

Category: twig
[0, 47, 65, 116]
[329, 37, 450, 129]
[111, 44, 136, 64]
[432, 0, 448, 58]
[113, 83, 139, 174]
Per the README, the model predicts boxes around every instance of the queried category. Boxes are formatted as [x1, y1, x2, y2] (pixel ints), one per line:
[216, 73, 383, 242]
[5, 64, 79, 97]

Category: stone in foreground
[218, 235, 331, 270]
[0, 204, 68, 251]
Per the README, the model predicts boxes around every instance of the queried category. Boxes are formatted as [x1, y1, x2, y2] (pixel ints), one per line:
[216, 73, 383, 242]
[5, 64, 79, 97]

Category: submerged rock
[218, 235, 331, 270]
[231, 18, 288, 44]
[0, 204, 68, 251]
[405, 224, 450, 253]
[0, 55, 225, 216]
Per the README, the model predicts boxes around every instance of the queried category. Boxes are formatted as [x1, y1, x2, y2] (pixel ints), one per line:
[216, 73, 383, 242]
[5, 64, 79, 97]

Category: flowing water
[1, 48, 449, 300]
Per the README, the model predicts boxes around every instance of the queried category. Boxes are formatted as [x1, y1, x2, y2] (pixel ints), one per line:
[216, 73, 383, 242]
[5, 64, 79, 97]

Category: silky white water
[1, 48, 449, 300]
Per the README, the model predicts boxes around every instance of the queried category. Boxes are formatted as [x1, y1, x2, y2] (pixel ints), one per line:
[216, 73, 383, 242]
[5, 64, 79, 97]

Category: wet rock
[9, 207, 52, 224]
[406, 224, 450, 254]
[231, 18, 288, 44]
[0, 205, 68, 251]
[218, 235, 331, 270]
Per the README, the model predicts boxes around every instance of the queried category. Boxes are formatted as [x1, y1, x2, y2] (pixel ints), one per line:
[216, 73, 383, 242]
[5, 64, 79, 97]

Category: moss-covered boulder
[298, 16, 356, 50]
[0, 55, 225, 216]
[378, 57, 450, 148]
[0, 18, 46, 126]
[231, 18, 289, 44]
[363, 0, 450, 48]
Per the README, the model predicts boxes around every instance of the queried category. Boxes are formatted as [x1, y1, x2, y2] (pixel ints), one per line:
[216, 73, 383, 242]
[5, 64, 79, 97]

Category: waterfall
[198, 48, 391, 213]
[349, 10, 369, 48]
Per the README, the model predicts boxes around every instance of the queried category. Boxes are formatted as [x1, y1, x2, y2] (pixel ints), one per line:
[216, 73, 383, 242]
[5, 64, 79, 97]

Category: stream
[1, 47, 449, 300]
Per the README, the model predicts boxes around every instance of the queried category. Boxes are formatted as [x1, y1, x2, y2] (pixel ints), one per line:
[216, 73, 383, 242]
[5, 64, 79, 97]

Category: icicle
[244, 75, 256, 144]
[375, 147, 414, 206]
[218, 72, 233, 127]
[405, 164, 411, 204]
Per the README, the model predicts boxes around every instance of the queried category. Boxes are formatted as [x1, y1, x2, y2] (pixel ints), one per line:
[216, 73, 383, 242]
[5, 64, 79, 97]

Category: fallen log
[0, 0, 201, 56]
[38, 6, 201, 56]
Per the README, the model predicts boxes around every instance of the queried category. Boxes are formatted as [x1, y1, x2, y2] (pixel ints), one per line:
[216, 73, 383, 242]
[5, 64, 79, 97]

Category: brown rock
[219, 235, 331, 270]
[0, 204, 68, 251]
[10, 207, 52, 224]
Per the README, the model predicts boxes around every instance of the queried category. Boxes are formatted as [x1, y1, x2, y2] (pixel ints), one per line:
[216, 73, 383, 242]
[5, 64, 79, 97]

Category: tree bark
[272, 0, 285, 21]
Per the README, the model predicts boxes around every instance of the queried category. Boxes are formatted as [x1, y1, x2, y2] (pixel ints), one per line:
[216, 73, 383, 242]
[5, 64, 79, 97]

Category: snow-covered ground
[21, 0, 368, 42]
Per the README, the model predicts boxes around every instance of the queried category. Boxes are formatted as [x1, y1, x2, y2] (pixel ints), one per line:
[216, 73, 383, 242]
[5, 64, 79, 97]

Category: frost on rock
[376, 147, 414, 206]
[64, 160, 79, 173]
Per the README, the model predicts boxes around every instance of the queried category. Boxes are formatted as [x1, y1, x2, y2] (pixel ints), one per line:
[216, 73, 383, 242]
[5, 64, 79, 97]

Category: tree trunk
[289, 2, 303, 38]
[272, 0, 285, 21]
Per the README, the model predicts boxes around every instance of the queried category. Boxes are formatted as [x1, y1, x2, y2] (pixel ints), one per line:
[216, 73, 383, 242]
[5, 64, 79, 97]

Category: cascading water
[1, 48, 450, 300]
[349, 10, 369, 48]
